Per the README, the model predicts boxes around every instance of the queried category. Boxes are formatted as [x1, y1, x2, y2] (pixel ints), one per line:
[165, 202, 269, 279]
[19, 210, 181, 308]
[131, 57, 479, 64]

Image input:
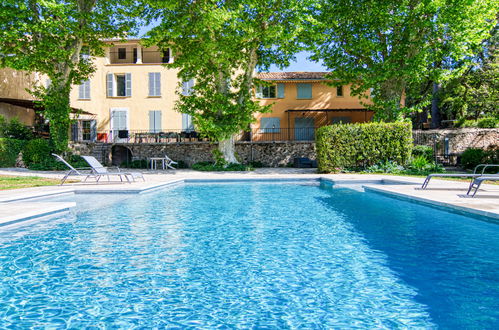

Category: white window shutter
[148, 73, 154, 96]
[78, 83, 85, 99]
[125, 73, 132, 97]
[106, 73, 114, 97]
[155, 73, 161, 96]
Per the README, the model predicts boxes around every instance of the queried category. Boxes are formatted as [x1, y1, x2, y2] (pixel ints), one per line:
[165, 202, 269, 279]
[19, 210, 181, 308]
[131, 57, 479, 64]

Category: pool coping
[0, 202, 76, 227]
[0, 176, 497, 225]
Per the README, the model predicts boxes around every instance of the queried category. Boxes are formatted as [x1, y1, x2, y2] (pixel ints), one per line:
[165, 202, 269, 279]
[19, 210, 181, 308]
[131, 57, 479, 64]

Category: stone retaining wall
[69, 128, 497, 167]
[69, 141, 316, 167]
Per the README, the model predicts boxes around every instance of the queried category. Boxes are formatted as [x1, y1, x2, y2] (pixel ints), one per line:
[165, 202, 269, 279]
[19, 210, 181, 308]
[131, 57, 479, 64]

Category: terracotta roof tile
[255, 72, 329, 80]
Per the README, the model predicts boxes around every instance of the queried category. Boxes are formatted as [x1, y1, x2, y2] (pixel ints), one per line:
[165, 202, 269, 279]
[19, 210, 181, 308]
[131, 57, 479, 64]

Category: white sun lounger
[164, 155, 178, 169]
[52, 153, 99, 185]
[421, 164, 499, 189]
[81, 156, 145, 183]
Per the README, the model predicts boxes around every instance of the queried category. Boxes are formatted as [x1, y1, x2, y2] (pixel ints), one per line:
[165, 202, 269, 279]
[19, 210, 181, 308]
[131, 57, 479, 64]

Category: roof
[256, 72, 329, 81]
[0, 98, 93, 115]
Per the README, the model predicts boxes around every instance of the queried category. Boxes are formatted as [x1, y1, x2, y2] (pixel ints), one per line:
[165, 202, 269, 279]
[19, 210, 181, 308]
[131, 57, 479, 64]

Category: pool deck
[1, 168, 498, 224]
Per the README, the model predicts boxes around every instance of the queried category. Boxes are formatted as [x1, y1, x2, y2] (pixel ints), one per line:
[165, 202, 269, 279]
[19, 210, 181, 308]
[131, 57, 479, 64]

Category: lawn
[0, 175, 61, 190]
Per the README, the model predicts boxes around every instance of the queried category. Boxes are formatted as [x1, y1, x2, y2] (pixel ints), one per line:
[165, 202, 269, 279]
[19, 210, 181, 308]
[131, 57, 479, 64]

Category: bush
[121, 159, 149, 169]
[477, 117, 498, 128]
[412, 145, 434, 161]
[0, 138, 26, 167]
[22, 139, 52, 167]
[460, 148, 486, 170]
[0, 116, 33, 140]
[365, 160, 404, 174]
[192, 161, 253, 171]
[316, 122, 412, 173]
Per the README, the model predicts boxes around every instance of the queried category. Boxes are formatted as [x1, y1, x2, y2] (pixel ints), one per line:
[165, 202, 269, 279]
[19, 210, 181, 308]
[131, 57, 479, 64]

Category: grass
[0, 175, 62, 190]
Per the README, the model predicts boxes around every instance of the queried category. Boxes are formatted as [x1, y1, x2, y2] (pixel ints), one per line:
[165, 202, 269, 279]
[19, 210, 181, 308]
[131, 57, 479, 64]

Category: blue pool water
[0, 182, 498, 328]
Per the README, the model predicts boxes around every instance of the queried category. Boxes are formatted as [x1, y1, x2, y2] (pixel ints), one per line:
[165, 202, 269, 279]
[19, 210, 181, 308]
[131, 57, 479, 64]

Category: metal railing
[71, 128, 320, 143]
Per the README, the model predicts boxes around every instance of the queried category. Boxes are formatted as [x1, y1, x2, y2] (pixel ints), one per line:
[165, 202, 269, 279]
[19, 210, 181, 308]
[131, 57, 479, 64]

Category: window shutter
[182, 81, 189, 96]
[155, 73, 161, 96]
[297, 83, 312, 99]
[261, 117, 280, 133]
[277, 83, 285, 98]
[255, 86, 263, 98]
[85, 80, 91, 99]
[90, 120, 97, 141]
[182, 113, 193, 131]
[148, 73, 154, 96]
[149, 111, 155, 132]
[78, 83, 85, 99]
[106, 73, 113, 97]
[125, 73, 132, 97]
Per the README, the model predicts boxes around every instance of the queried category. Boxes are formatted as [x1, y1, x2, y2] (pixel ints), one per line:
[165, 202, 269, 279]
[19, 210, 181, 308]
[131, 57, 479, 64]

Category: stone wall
[69, 141, 316, 167]
[69, 128, 497, 167]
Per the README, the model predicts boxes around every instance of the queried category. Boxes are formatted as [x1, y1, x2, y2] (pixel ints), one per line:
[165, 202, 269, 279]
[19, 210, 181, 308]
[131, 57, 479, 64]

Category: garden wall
[69, 141, 316, 167]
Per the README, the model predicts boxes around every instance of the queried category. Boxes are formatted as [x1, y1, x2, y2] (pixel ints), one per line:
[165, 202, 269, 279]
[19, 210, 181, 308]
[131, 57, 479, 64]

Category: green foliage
[191, 161, 254, 172]
[309, 0, 498, 120]
[22, 139, 52, 167]
[143, 0, 311, 161]
[211, 149, 227, 167]
[460, 148, 488, 169]
[412, 145, 434, 162]
[121, 159, 149, 169]
[0, 138, 26, 167]
[0, 0, 137, 151]
[316, 122, 413, 173]
[477, 117, 498, 128]
[365, 161, 404, 174]
[405, 157, 445, 175]
[0, 116, 33, 140]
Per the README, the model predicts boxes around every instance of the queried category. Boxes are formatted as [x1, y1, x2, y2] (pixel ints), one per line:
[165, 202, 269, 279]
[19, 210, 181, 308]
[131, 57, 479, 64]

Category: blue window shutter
[155, 73, 161, 96]
[125, 73, 132, 96]
[297, 83, 312, 99]
[78, 83, 84, 99]
[156, 110, 162, 131]
[261, 117, 280, 133]
[85, 80, 90, 99]
[182, 81, 189, 96]
[90, 120, 97, 141]
[106, 73, 113, 97]
[277, 83, 285, 98]
[148, 73, 154, 96]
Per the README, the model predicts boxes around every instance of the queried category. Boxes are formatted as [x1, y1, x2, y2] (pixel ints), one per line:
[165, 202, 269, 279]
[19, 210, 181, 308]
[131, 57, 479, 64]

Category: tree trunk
[431, 82, 441, 128]
[218, 135, 239, 164]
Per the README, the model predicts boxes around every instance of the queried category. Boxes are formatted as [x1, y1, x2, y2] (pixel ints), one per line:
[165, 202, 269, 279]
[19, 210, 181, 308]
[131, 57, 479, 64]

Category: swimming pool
[0, 181, 497, 327]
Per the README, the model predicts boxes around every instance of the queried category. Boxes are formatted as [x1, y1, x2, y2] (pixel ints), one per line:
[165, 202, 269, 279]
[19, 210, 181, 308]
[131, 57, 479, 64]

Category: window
[337, 85, 344, 97]
[297, 83, 312, 99]
[133, 48, 137, 63]
[78, 79, 91, 100]
[149, 110, 162, 133]
[162, 48, 171, 63]
[118, 48, 126, 59]
[106, 73, 131, 97]
[148, 72, 161, 96]
[256, 85, 276, 99]
[81, 120, 96, 141]
[182, 79, 195, 96]
[182, 113, 194, 132]
[260, 117, 280, 133]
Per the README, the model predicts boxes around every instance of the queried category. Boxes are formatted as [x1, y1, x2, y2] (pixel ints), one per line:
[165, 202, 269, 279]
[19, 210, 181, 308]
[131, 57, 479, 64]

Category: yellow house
[1, 40, 373, 142]
[252, 72, 373, 141]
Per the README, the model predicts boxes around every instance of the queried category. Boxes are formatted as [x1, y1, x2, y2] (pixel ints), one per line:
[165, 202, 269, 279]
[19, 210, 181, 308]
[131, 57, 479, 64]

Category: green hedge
[316, 122, 413, 173]
[0, 138, 26, 167]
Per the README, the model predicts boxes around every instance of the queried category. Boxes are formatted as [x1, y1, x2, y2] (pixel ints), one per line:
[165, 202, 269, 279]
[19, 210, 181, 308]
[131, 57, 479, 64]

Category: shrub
[316, 122, 412, 173]
[365, 160, 404, 174]
[460, 148, 486, 170]
[22, 139, 52, 166]
[0, 138, 26, 167]
[477, 117, 498, 128]
[192, 161, 253, 171]
[0, 116, 33, 140]
[121, 159, 149, 169]
[412, 145, 434, 161]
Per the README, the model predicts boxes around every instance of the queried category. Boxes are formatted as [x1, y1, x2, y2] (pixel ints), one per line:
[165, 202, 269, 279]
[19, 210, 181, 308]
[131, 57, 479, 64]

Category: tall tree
[0, 0, 136, 151]
[142, 0, 311, 163]
[309, 0, 498, 122]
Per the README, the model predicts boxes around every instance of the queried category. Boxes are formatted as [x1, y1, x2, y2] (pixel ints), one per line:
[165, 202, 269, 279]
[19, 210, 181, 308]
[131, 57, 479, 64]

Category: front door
[294, 118, 315, 141]
[110, 108, 128, 142]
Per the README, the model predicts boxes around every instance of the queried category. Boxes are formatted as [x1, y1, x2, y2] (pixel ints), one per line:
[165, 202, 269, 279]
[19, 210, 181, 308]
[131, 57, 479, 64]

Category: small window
[297, 83, 312, 99]
[256, 85, 277, 99]
[116, 74, 126, 96]
[118, 48, 126, 59]
[182, 79, 195, 96]
[107, 73, 131, 97]
[81, 120, 96, 141]
[261, 117, 280, 133]
[337, 86, 344, 97]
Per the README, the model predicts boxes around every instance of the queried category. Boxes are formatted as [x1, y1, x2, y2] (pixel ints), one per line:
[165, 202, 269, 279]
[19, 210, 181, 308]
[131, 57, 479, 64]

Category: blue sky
[267, 51, 328, 73]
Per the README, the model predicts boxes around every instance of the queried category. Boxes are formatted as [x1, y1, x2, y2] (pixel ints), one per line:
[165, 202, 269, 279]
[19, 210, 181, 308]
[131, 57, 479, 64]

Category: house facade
[1, 39, 372, 142]
[252, 72, 373, 141]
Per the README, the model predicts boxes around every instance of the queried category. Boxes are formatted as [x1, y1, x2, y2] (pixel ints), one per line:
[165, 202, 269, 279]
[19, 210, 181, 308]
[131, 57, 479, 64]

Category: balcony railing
[71, 128, 319, 144]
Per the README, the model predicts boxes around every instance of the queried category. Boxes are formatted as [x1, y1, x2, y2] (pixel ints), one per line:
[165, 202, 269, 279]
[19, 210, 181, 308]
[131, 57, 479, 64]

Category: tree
[309, 0, 498, 122]
[0, 0, 136, 151]
[142, 0, 311, 163]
